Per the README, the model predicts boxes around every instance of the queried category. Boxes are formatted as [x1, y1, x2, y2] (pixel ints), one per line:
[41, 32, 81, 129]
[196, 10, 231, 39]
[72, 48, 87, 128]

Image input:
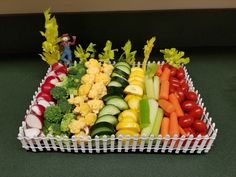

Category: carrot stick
[161, 117, 169, 138]
[159, 80, 169, 100]
[169, 112, 180, 137]
[160, 67, 171, 82]
[156, 64, 162, 77]
[179, 125, 187, 136]
[169, 93, 184, 117]
[159, 99, 175, 114]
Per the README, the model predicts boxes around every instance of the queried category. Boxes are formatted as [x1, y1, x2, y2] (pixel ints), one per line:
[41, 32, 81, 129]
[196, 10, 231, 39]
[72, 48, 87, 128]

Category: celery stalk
[151, 107, 164, 137]
[153, 76, 160, 100]
[139, 98, 150, 128]
[145, 75, 155, 99]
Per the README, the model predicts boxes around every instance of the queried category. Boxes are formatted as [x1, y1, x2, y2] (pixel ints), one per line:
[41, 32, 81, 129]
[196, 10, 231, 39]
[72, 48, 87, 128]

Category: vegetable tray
[17, 61, 218, 154]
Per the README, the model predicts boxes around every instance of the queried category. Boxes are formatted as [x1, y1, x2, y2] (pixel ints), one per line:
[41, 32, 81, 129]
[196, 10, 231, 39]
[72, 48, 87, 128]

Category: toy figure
[60, 33, 76, 66]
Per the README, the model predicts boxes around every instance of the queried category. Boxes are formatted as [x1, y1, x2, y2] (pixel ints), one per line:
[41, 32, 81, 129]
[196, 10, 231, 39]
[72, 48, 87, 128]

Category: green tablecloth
[0, 48, 235, 177]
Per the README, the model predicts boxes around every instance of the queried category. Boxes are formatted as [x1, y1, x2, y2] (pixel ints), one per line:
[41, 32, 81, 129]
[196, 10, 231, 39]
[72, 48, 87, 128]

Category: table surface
[0, 47, 235, 177]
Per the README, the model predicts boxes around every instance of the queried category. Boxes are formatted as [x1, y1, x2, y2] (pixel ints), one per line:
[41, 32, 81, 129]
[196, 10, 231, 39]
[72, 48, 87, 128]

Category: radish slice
[31, 104, 45, 117]
[36, 92, 52, 102]
[47, 71, 56, 77]
[55, 66, 67, 75]
[41, 83, 55, 94]
[37, 99, 51, 108]
[57, 73, 67, 80]
[24, 128, 41, 138]
[51, 62, 63, 71]
[45, 76, 60, 85]
[25, 114, 43, 129]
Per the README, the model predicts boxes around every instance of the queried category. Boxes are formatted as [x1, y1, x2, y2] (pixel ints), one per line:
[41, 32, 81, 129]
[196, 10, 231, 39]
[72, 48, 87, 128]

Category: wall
[0, 0, 235, 14]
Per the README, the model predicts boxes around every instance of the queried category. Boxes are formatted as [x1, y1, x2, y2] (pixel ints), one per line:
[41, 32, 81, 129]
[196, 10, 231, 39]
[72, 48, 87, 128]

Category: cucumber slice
[113, 68, 129, 79]
[111, 76, 129, 87]
[115, 65, 131, 75]
[108, 81, 122, 87]
[98, 105, 121, 117]
[107, 86, 123, 95]
[103, 94, 123, 102]
[96, 115, 118, 125]
[106, 98, 128, 110]
[90, 122, 115, 138]
[111, 72, 126, 79]
[115, 62, 131, 69]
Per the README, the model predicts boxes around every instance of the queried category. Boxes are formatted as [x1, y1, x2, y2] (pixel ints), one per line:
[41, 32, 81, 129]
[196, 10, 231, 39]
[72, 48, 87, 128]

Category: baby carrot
[161, 117, 170, 139]
[169, 93, 184, 117]
[179, 125, 187, 136]
[159, 80, 169, 100]
[159, 99, 175, 114]
[169, 112, 180, 137]
[156, 64, 162, 77]
[160, 67, 171, 82]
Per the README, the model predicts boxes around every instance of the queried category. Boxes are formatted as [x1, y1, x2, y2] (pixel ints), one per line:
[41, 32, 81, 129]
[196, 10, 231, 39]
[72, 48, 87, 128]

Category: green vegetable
[119, 40, 137, 65]
[50, 86, 68, 100]
[142, 37, 156, 73]
[146, 63, 157, 78]
[98, 40, 118, 63]
[153, 76, 160, 100]
[60, 113, 76, 132]
[68, 63, 86, 76]
[160, 48, 190, 69]
[44, 105, 63, 123]
[58, 98, 72, 113]
[141, 99, 158, 137]
[48, 123, 61, 135]
[151, 107, 164, 137]
[139, 98, 150, 128]
[145, 75, 155, 99]
[74, 43, 96, 63]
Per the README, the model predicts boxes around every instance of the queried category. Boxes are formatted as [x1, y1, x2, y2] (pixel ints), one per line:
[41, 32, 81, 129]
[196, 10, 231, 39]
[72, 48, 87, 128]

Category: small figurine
[60, 33, 76, 66]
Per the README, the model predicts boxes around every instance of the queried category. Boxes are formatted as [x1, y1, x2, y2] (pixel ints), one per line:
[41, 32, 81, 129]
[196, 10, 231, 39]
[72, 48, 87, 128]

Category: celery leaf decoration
[142, 37, 156, 73]
[98, 40, 118, 63]
[74, 43, 96, 63]
[119, 40, 137, 65]
[160, 48, 190, 69]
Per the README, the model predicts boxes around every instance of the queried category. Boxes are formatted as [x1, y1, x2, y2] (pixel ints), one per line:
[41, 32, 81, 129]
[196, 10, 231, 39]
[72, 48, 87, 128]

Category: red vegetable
[181, 82, 189, 93]
[25, 113, 43, 129]
[55, 66, 67, 75]
[178, 114, 194, 128]
[170, 67, 177, 77]
[41, 83, 55, 94]
[183, 127, 196, 137]
[45, 76, 60, 85]
[186, 91, 198, 101]
[31, 104, 45, 117]
[193, 120, 207, 133]
[179, 79, 186, 86]
[176, 68, 185, 80]
[175, 89, 185, 103]
[51, 62, 63, 71]
[181, 100, 196, 112]
[169, 77, 180, 84]
[170, 81, 181, 90]
[189, 106, 203, 119]
[169, 85, 176, 93]
[36, 92, 52, 102]
[162, 63, 170, 70]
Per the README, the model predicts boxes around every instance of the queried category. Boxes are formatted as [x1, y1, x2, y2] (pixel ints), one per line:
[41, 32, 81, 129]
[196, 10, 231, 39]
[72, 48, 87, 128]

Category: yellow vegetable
[116, 122, 140, 132]
[129, 72, 144, 78]
[119, 116, 137, 123]
[119, 109, 139, 122]
[128, 81, 144, 89]
[78, 84, 92, 96]
[128, 77, 144, 84]
[131, 67, 144, 73]
[124, 85, 143, 96]
[127, 97, 140, 110]
[116, 129, 140, 137]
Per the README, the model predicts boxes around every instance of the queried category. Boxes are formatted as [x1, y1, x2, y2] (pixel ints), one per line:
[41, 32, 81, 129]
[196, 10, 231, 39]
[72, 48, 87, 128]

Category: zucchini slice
[111, 76, 129, 87]
[96, 115, 118, 125]
[98, 105, 121, 117]
[102, 94, 123, 102]
[115, 65, 131, 75]
[113, 68, 129, 79]
[115, 62, 131, 69]
[108, 81, 122, 87]
[107, 86, 123, 95]
[106, 98, 128, 110]
[90, 122, 115, 138]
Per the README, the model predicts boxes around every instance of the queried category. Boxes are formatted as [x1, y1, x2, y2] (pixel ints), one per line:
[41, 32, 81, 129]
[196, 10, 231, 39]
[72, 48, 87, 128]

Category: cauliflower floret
[75, 131, 89, 144]
[78, 83, 92, 96]
[102, 63, 114, 76]
[81, 74, 95, 84]
[85, 113, 97, 126]
[73, 103, 91, 116]
[85, 59, 100, 69]
[95, 73, 111, 85]
[87, 99, 104, 114]
[68, 119, 86, 134]
[88, 82, 107, 99]
[70, 96, 87, 106]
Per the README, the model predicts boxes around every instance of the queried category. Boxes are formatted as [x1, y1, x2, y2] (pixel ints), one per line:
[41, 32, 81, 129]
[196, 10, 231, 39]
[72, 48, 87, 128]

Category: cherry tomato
[162, 63, 170, 70]
[181, 100, 196, 112]
[179, 79, 186, 86]
[175, 89, 185, 102]
[178, 114, 194, 128]
[169, 85, 176, 93]
[189, 105, 203, 119]
[176, 68, 185, 80]
[170, 82, 181, 90]
[170, 67, 177, 77]
[183, 127, 196, 137]
[181, 83, 189, 93]
[186, 91, 197, 101]
[193, 120, 207, 133]
[169, 77, 180, 84]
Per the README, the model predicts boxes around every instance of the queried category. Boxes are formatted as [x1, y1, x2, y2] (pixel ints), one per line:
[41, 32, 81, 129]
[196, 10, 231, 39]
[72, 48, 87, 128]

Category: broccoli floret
[44, 105, 63, 123]
[50, 86, 68, 100]
[48, 123, 61, 135]
[58, 98, 72, 113]
[60, 113, 76, 132]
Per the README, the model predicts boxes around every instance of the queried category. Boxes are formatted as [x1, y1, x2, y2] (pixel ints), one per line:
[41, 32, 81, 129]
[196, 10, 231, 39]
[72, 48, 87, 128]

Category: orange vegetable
[159, 99, 175, 114]
[160, 67, 170, 82]
[161, 117, 169, 138]
[169, 112, 180, 137]
[159, 80, 169, 100]
[156, 64, 162, 77]
[169, 93, 184, 117]
[179, 125, 187, 136]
